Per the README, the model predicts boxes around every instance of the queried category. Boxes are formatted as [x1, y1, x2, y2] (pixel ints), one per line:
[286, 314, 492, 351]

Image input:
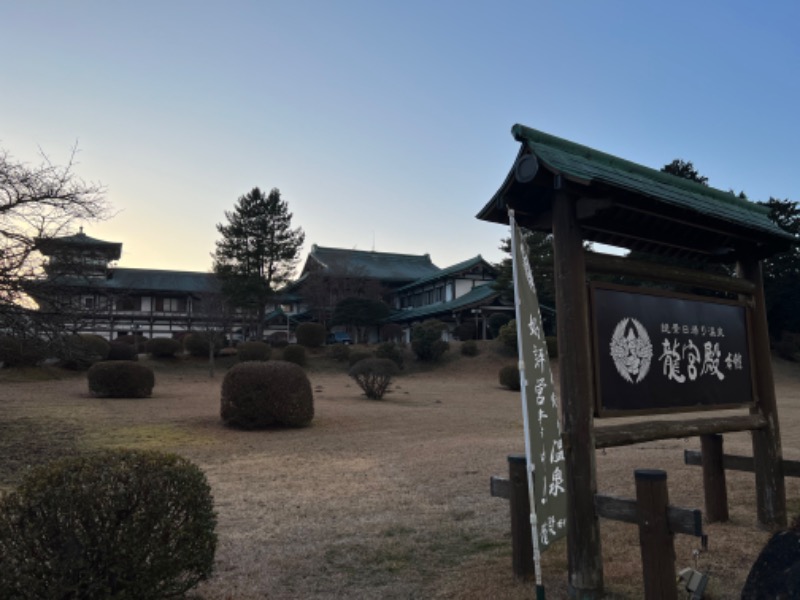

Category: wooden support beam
[594, 495, 706, 540]
[738, 259, 786, 528]
[700, 434, 729, 523]
[594, 414, 767, 449]
[635, 470, 678, 600]
[553, 191, 604, 598]
[684, 450, 800, 477]
[584, 252, 756, 296]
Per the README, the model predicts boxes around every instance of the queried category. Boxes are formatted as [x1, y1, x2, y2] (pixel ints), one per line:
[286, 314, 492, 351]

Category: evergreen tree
[758, 197, 800, 337]
[213, 187, 304, 339]
[661, 159, 708, 185]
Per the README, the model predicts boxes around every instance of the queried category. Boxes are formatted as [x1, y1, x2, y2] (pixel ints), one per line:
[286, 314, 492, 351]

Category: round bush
[499, 364, 521, 391]
[328, 343, 351, 362]
[497, 319, 518, 354]
[295, 323, 326, 348]
[380, 323, 403, 343]
[220, 360, 314, 428]
[0, 449, 217, 599]
[184, 332, 225, 357]
[282, 344, 306, 366]
[107, 341, 139, 361]
[0, 336, 47, 367]
[411, 319, 450, 362]
[237, 340, 271, 362]
[488, 313, 512, 338]
[461, 340, 479, 357]
[88, 361, 155, 398]
[348, 358, 398, 400]
[453, 322, 476, 341]
[56, 334, 110, 370]
[146, 337, 182, 358]
[348, 350, 373, 367]
[375, 342, 404, 369]
[115, 334, 148, 353]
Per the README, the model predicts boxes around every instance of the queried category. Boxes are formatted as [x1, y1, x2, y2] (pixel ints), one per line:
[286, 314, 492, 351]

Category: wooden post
[700, 434, 729, 522]
[552, 190, 603, 597]
[508, 454, 534, 579]
[737, 259, 786, 528]
[635, 469, 677, 600]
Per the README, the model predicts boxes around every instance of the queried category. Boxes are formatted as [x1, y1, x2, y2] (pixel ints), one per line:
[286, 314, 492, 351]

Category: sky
[1, 1, 798, 274]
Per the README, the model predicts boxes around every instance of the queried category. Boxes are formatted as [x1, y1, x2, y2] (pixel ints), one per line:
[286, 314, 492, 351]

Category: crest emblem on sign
[609, 318, 653, 383]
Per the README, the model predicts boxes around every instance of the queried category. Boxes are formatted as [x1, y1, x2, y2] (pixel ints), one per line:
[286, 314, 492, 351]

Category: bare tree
[1, 144, 108, 335]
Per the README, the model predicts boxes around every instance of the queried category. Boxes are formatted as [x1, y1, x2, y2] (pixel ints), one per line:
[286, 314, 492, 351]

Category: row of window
[81, 296, 188, 313]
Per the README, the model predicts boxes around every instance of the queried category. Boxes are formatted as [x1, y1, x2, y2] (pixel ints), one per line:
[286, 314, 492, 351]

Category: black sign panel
[591, 285, 754, 416]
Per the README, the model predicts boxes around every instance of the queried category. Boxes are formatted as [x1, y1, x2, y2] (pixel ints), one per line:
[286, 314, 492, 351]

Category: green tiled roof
[395, 255, 494, 293]
[388, 284, 499, 323]
[477, 124, 795, 260]
[510, 124, 785, 237]
[305, 245, 440, 283]
[47, 268, 220, 295]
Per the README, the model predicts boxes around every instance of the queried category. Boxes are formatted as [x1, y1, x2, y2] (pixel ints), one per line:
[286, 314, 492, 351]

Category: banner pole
[509, 209, 545, 597]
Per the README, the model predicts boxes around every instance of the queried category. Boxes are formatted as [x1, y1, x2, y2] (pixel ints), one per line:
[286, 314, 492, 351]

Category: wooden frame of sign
[589, 283, 757, 417]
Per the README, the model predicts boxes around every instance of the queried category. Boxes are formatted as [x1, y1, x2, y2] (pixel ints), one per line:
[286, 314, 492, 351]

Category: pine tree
[213, 187, 304, 339]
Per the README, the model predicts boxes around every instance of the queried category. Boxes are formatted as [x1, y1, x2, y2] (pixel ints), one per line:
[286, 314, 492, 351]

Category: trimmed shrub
[0, 336, 47, 367]
[348, 350, 373, 367]
[488, 313, 512, 338]
[146, 337, 182, 358]
[107, 341, 139, 361]
[349, 358, 398, 400]
[57, 334, 110, 370]
[546, 335, 558, 358]
[461, 340, 479, 357]
[411, 319, 450, 362]
[295, 323, 326, 348]
[268, 332, 288, 348]
[499, 364, 521, 391]
[282, 344, 306, 366]
[328, 343, 351, 362]
[380, 323, 403, 343]
[0, 449, 217, 599]
[88, 361, 155, 398]
[184, 332, 225, 357]
[115, 334, 148, 354]
[375, 341, 404, 369]
[453, 322, 476, 341]
[221, 360, 314, 428]
[498, 319, 518, 354]
[237, 341, 271, 362]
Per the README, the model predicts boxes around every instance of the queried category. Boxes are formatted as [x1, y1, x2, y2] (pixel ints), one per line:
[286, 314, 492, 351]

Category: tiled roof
[477, 124, 795, 261]
[304, 245, 441, 283]
[47, 268, 220, 295]
[511, 124, 785, 237]
[36, 231, 122, 259]
[395, 255, 494, 293]
[388, 283, 499, 322]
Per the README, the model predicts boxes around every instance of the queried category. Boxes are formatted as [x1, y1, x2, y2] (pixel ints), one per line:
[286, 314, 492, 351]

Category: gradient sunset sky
[2, 1, 797, 273]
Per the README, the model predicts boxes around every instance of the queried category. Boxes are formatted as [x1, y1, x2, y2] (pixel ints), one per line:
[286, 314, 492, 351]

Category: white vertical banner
[509, 210, 568, 582]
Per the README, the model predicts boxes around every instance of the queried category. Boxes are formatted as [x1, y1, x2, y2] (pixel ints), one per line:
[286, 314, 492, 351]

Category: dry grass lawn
[2, 341, 800, 599]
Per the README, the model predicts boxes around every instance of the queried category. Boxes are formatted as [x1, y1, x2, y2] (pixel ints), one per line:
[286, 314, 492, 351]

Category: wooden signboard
[590, 284, 754, 417]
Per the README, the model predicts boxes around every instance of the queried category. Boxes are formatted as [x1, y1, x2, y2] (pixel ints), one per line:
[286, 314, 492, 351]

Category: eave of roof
[40, 268, 220, 295]
[395, 255, 494, 293]
[388, 284, 499, 322]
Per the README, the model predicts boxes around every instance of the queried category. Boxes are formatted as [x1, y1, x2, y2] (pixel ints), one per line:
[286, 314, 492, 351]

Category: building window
[155, 297, 187, 312]
[115, 296, 141, 312]
[83, 296, 95, 309]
